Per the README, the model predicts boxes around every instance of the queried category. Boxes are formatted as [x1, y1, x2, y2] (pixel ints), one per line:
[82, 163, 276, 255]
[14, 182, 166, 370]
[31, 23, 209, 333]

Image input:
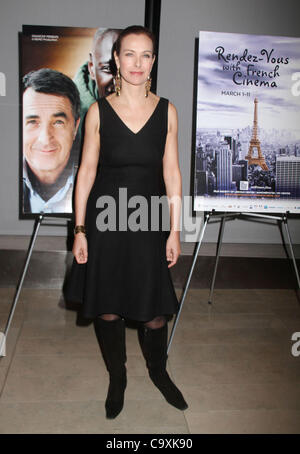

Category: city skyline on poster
[194, 31, 300, 214]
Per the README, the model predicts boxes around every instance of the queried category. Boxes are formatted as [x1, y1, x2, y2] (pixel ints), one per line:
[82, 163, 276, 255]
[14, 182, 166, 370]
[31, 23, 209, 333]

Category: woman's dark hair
[114, 25, 156, 57]
[22, 68, 80, 122]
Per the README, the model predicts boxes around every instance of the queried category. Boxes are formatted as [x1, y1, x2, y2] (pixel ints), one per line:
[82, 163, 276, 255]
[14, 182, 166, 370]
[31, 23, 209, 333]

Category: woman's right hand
[72, 233, 88, 264]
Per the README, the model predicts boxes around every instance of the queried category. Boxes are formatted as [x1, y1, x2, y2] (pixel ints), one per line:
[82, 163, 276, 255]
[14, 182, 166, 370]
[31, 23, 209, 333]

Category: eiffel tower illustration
[245, 98, 268, 171]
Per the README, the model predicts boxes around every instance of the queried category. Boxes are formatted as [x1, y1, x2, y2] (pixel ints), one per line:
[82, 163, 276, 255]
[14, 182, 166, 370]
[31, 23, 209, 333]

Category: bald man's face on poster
[88, 30, 120, 97]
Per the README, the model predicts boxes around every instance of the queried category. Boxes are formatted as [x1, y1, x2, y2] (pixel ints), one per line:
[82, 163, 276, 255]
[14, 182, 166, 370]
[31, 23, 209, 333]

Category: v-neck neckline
[103, 96, 162, 136]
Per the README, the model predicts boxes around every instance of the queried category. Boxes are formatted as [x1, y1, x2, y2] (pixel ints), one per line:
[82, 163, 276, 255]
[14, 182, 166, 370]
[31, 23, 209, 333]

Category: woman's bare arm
[72, 102, 100, 263]
[162, 102, 182, 267]
[74, 102, 100, 226]
[162, 102, 182, 235]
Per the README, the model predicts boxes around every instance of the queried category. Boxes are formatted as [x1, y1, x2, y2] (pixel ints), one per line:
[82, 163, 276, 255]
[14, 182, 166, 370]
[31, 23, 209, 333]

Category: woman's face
[114, 33, 155, 87]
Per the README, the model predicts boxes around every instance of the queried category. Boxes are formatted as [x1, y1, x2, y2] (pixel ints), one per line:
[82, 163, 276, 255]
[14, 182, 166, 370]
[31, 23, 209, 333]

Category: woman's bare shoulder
[167, 101, 177, 120]
[168, 100, 177, 112]
[85, 101, 100, 129]
[164, 100, 177, 133]
[87, 101, 99, 114]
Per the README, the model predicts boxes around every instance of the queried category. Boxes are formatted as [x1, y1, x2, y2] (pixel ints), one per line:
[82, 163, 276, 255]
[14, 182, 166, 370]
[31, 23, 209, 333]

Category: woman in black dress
[72, 25, 188, 419]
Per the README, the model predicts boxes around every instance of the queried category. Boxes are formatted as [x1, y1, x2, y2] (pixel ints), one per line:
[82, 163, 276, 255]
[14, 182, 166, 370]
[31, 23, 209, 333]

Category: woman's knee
[98, 313, 120, 321]
[143, 315, 166, 330]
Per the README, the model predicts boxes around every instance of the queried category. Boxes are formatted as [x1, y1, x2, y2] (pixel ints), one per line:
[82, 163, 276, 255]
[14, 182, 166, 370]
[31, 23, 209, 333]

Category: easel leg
[167, 212, 210, 354]
[208, 214, 226, 305]
[277, 219, 290, 259]
[0, 215, 43, 357]
[282, 215, 300, 290]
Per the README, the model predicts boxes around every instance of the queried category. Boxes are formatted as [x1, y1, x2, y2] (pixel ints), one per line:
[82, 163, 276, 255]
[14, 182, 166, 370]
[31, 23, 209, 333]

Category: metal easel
[167, 210, 300, 353]
[0, 215, 62, 357]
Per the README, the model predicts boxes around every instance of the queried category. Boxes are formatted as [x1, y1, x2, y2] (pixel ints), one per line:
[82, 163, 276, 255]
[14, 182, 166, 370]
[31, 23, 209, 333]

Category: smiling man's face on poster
[23, 88, 79, 184]
[22, 67, 80, 214]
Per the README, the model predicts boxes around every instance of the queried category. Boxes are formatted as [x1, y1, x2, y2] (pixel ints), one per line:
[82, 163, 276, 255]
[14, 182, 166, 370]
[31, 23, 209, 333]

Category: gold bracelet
[74, 225, 86, 235]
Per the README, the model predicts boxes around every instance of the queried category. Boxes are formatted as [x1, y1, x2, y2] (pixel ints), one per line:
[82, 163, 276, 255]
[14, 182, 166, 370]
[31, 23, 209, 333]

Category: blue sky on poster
[197, 31, 300, 135]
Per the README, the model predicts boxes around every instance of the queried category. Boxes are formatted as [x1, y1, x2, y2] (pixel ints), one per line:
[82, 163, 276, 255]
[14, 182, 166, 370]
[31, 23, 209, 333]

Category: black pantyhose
[98, 314, 166, 329]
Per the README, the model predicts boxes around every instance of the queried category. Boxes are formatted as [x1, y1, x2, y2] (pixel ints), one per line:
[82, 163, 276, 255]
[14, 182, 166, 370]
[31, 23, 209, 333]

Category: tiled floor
[0, 287, 300, 434]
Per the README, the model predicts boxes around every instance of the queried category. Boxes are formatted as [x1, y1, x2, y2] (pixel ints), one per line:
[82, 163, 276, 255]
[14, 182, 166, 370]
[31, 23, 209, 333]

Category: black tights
[98, 313, 166, 329]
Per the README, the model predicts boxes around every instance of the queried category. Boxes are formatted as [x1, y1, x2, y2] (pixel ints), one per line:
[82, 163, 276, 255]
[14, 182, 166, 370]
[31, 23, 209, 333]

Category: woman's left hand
[166, 232, 181, 268]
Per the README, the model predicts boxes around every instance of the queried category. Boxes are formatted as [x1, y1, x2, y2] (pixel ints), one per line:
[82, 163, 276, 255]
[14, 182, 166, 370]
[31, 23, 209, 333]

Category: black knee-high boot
[93, 317, 127, 419]
[138, 324, 188, 410]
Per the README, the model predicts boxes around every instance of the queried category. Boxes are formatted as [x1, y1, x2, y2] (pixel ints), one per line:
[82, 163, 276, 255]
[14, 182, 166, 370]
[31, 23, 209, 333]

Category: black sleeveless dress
[67, 96, 179, 321]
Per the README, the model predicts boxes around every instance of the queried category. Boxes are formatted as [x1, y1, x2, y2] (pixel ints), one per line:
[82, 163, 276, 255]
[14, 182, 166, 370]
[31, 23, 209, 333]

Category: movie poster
[20, 25, 121, 218]
[194, 31, 300, 214]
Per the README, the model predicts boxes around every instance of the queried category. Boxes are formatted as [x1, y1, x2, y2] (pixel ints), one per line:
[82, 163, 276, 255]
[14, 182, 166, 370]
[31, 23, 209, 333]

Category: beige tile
[181, 299, 215, 314]
[170, 359, 300, 386]
[125, 328, 144, 355]
[3, 364, 182, 403]
[171, 326, 289, 345]
[270, 302, 300, 314]
[277, 314, 300, 330]
[0, 303, 26, 316]
[180, 290, 274, 314]
[125, 376, 167, 400]
[112, 426, 190, 434]
[19, 321, 96, 340]
[185, 409, 300, 434]
[14, 335, 100, 356]
[0, 312, 24, 331]
[0, 367, 7, 392]
[126, 354, 147, 376]
[0, 399, 187, 434]
[22, 307, 77, 325]
[8, 353, 146, 378]
[20, 289, 63, 302]
[180, 382, 300, 412]
[255, 289, 299, 303]
[173, 311, 285, 330]
[24, 297, 72, 313]
[0, 287, 299, 434]
[0, 400, 114, 434]
[182, 288, 210, 302]
[212, 289, 260, 303]
[271, 307, 300, 319]
[167, 341, 290, 367]
[8, 354, 105, 378]
[269, 302, 300, 314]
[0, 327, 21, 368]
[0, 288, 16, 301]
[0, 289, 20, 315]
[107, 399, 187, 431]
[210, 289, 299, 313]
[0, 289, 65, 318]
[210, 300, 273, 314]
[1, 373, 108, 402]
[23, 310, 89, 328]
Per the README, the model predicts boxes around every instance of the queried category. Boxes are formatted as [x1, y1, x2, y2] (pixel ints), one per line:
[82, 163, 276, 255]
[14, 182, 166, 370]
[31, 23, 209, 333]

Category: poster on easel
[20, 25, 121, 218]
[194, 31, 300, 214]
